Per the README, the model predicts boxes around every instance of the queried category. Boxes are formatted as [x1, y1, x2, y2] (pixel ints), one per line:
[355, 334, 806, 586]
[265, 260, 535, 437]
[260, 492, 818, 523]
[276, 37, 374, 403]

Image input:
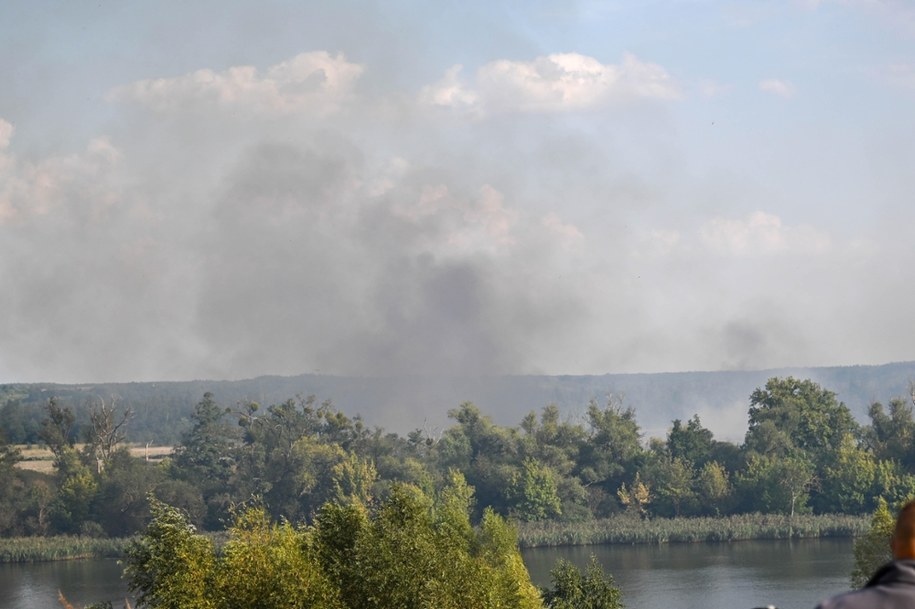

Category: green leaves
[124, 498, 216, 609]
[215, 506, 341, 609]
[128, 479, 547, 609]
[544, 556, 622, 609]
[509, 459, 562, 522]
[851, 497, 895, 588]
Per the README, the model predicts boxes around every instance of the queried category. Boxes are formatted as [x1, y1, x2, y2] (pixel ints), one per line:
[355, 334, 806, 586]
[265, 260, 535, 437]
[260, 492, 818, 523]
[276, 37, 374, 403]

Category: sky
[2, 0, 915, 384]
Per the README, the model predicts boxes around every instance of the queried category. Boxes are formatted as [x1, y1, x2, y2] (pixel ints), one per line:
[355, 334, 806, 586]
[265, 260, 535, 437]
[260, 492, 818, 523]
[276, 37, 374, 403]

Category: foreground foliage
[124, 479, 615, 609]
[851, 497, 896, 588]
[544, 557, 622, 609]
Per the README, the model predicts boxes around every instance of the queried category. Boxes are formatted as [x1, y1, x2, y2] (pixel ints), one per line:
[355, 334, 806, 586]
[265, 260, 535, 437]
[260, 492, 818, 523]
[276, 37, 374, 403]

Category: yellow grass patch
[13, 445, 174, 472]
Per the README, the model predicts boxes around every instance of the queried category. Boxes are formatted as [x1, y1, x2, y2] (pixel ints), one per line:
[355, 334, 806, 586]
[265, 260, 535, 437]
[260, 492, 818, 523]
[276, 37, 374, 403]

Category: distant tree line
[1, 376, 914, 538]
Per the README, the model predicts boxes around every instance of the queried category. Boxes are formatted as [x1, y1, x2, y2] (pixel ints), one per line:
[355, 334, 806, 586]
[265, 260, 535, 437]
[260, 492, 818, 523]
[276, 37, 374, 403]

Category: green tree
[0, 428, 25, 535]
[172, 393, 235, 482]
[214, 505, 341, 609]
[872, 460, 915, 508]
[435, 402, 520, 516]
[39, 397, 76, 460]
[92, 447, 163, 537]
[851, 497, 895, 588]
[667, 415, 714, 467]
[519, 406, 590, 520]
[736, 454, 815, 517]
[0, 427, 21, 474]
[509, 459, 562, 521]
[331, 453, 377, 506]
[695, 460, 732, 515]
[864, 398, 915, 469]
[319, 479, 542, 609]
[312, 502, 368, 609]
[543, 556, 622, 609]
[745, 377, 858, 461]
[616, 472, 651, 519]
[37, 397, 102, 533]
[816, 433, 877, 514]
[125, 498, 217, 609]
[579, 398, 644, 516]
[644, 455, 696, 517]
[172, 393, 237, 528]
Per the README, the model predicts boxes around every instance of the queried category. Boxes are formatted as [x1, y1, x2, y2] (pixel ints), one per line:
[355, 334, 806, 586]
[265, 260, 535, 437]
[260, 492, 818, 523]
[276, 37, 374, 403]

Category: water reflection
[0, 558, 129, 609]
[522, 538, 855, 609]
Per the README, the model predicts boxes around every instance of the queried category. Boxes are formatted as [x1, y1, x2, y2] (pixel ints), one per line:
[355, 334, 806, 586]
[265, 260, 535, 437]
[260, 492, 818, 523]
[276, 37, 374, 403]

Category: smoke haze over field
[2, 1, 915, 383]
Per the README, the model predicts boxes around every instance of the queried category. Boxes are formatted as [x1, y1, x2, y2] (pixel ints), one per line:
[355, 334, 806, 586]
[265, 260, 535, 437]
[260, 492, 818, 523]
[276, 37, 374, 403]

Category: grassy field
[15, 445, 173, 473]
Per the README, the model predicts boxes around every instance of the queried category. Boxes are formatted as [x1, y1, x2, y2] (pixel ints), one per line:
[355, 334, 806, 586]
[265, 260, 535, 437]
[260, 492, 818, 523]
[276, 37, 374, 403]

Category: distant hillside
[2, 361, 914, 444]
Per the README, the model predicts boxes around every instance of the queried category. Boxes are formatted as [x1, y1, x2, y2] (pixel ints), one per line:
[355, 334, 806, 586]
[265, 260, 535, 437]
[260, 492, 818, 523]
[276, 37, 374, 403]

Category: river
[523, 537, 855, 609]
[1, 538, 855, 609]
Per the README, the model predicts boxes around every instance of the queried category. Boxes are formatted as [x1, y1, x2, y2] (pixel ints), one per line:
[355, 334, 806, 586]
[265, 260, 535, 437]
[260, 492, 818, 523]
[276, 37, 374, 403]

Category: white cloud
[759, 78, 795, 98]
[418, 65, 479, 111]
[422, 52, 679, 115]
[108, 51, 364, 116]
[541, 212, 584, 243]
[0, 136, 122, 223]
[699, 211, 830, 255]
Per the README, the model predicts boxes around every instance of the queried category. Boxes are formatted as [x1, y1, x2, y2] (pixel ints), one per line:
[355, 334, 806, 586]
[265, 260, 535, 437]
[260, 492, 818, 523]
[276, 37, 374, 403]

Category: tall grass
[0, 514, 870, 560]
[0, 536, 132, 563]
[0, 532, 228, 563]
[516, 513, 870, 548]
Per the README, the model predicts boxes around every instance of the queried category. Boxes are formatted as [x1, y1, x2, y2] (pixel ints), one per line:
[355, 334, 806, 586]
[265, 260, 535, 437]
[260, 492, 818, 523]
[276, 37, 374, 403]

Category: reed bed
[516, 513, 870, 548]
[0, 514, 869, 560]
[0, 536, 132, 563]
[0, 531, 229, 563]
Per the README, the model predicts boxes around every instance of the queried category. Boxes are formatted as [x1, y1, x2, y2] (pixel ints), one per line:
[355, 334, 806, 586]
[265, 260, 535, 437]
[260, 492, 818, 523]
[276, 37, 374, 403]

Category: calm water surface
[0, 558, 129, 609]
[0, 538, 854, 609]
[523, 537, 855, 609]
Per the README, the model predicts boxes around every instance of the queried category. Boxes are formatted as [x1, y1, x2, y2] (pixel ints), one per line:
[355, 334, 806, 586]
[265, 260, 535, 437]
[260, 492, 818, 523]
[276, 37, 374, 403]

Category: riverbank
[0, 536, 131, 563]
[0, 513, 870, 562]
[516, 513, 870, 547]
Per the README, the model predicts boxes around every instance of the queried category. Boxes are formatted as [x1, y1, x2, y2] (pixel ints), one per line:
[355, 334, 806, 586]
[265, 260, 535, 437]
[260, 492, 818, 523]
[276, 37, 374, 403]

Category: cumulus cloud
[418, 65, 480, 111]
[759, 78, 795, 98]
[107, 51, 364, 116]
[421, 52, 679, 115]
[0, 135, 122, 223]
